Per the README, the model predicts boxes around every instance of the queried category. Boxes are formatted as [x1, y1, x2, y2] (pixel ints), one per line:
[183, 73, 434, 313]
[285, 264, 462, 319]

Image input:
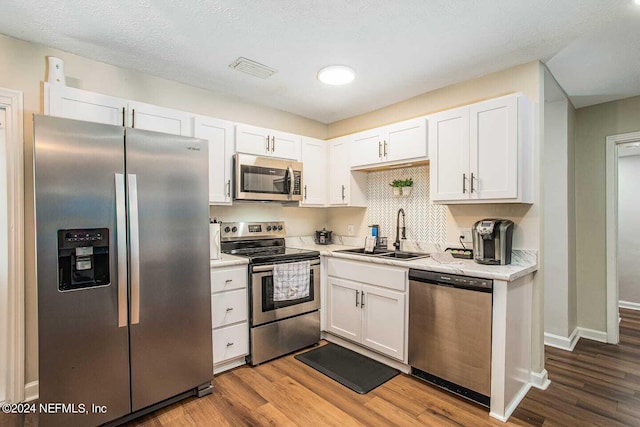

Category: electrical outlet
[347, 224, 355, 236]
[459, 228, 473, 243]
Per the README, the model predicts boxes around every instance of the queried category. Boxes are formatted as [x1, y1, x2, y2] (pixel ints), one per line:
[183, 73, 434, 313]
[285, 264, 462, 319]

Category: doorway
[606, 131, 640, 344]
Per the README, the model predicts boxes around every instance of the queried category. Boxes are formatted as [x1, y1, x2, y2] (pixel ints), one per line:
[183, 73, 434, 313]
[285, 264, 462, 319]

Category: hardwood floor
[4, 309, 640, 426]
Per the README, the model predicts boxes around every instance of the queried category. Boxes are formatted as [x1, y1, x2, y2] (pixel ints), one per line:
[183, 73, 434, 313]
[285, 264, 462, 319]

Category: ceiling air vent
[229, 57, 277, 79]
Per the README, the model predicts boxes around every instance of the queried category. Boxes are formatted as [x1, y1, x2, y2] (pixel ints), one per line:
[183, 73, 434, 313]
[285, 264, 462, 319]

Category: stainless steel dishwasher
[408, 269, 492, 407]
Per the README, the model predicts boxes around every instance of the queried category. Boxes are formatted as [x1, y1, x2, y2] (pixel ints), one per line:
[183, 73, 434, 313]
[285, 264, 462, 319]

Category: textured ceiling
[1, 0, 639, 122]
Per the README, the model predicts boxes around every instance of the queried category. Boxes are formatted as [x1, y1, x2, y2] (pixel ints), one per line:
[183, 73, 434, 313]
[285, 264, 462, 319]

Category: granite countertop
[286, 236, 537, 282]
[210, 253, 249, 268]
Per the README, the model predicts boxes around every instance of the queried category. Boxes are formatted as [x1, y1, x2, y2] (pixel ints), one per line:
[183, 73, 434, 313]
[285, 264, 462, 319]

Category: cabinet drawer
[212, 289, 248, 327]
[211, 266, 247, 293]
[327, 258, 407, 291]
[213, 323, 248, 364]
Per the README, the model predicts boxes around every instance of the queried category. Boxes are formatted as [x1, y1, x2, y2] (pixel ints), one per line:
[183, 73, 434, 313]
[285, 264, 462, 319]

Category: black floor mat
[294, 343, 400, 394]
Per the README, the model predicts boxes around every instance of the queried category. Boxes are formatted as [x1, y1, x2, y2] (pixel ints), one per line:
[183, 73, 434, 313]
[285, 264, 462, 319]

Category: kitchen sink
[335, 248, 430, 261]
[376, 251, 430, 260]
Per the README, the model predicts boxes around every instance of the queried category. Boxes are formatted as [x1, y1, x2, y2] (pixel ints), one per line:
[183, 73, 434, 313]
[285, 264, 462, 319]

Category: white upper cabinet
[194, 116, 234, 205]
[45, 83, 127, 126]
[328, 136, 367, 207]
[235, 124, 300, 160]
[45, 84, 193, 136]
[350, 117, 428, 169]
[129, 101, 193, 136]
[429, 94, 532, 204]
[300, 137, 327, 207]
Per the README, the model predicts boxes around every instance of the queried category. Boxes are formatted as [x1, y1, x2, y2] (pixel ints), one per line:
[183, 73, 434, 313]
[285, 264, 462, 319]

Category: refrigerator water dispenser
[57, 228, 110, 291]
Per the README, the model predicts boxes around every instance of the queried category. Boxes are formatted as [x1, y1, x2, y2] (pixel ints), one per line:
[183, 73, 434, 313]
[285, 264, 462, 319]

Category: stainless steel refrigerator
[34, 115, 213, 426]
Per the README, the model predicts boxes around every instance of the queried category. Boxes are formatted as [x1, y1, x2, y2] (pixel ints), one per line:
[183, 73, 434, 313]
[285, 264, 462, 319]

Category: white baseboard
[530, 369, 551, 390]
[544, 327, 579, 351]
[213, 357, 246, 375]
[577, 327, 608, 343]
[490, 382, 532, 422]
[24, 381, 38, 402]
[619, 300, 640, 311]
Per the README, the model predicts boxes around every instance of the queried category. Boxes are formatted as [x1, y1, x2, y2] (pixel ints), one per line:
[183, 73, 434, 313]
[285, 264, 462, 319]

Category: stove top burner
[220, 221, 319, 265]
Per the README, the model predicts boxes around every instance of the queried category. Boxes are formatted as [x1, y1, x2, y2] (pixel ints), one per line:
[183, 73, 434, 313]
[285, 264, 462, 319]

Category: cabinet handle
[378, 141, 382, 158]
[361, 291, 365, 308]
[226, 307, 233, 312]
[470, 173, 475, 193]
[226, 342, 234, 347]
[226, 179, 231, 198]
[271, 136, 275, 152]
[132, 109, 135, 128]
[224, 279, 233, 284]
[383, 140, 387, 157]
[304, 184, 308, 200]
[122, 107, 125, 127]
[341, 185, 345, 201]
[266, 136, 270, 152]
[355, 289, 359, 307]
[462, 173, 467, 193]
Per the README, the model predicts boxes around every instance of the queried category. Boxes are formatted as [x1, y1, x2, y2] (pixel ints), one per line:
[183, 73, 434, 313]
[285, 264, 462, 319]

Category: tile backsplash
[366, 165, 447, 245]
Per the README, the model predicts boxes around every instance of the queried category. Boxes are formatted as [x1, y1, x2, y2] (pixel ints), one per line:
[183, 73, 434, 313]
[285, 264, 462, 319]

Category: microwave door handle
[288, 166, 294, 198]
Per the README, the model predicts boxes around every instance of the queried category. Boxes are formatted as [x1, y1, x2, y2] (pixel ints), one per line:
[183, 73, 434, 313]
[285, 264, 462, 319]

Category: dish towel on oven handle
[273, 260, 311, 301]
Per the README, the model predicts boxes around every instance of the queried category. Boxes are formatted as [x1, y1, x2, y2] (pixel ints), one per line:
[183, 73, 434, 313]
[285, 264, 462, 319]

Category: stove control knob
[277, 225, 283, 231]
[266, 226, 272, 231]
[224, 226, 231, 233]
[231, 226, 238, 233]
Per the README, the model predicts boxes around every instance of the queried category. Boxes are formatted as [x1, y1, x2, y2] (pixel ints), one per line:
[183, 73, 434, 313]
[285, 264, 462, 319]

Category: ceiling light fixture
[317, 65, 355, 85]
[635, 0, 640, 5]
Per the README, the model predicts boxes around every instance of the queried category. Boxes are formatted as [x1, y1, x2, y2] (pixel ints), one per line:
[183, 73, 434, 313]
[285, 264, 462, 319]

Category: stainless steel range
[220, 221, 320, 365]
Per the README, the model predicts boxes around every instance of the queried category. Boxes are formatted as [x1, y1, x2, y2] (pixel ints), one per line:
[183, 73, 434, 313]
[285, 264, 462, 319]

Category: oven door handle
[252, 259, 320, 273]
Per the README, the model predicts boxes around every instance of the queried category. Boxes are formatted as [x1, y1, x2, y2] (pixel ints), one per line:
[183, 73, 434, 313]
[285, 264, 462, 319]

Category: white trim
[619, 300, 640, 311]
[577, 327, 608, 343]
[0, 88, 24, 404]
[530, 369, 551, 390]
[23, 381, 38, 403]
[490, 383, 532, 422]
[543, 327, 579, 351]
[606, 131, 640, 345]
[213, 357, 246, 375]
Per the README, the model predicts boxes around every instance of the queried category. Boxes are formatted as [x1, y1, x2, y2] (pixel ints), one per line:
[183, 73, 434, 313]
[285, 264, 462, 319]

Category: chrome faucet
[394, 208, 406, 251]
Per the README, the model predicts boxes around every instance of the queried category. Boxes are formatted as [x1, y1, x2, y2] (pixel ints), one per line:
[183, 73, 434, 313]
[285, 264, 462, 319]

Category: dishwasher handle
[409, 269, 492, 292]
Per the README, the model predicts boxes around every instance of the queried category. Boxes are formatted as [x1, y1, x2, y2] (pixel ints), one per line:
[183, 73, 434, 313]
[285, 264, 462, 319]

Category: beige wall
[575, 95, 640, 332]
[0, 34, 328, 384]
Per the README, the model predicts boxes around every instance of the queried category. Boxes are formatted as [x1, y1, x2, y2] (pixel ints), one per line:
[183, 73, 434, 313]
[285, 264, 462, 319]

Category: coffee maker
[472, 219, 514, 265]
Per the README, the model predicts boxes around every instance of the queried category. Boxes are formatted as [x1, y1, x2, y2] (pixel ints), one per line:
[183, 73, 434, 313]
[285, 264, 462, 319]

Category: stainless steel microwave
[234, 153, 303, 202]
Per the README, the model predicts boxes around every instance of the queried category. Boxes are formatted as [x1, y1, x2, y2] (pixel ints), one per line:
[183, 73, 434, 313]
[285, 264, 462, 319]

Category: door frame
[606, 131, 640, 344]
[0, 88, 24, 403]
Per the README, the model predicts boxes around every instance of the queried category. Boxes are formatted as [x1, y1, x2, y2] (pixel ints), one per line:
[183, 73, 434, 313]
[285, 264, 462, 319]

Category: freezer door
[34, 115, 130, 426]
[126, 128, 213, 411]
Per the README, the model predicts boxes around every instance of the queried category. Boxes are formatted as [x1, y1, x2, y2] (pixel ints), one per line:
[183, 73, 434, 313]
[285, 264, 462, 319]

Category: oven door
[234, 153, 303, 201]
[251, 259, 320, 326]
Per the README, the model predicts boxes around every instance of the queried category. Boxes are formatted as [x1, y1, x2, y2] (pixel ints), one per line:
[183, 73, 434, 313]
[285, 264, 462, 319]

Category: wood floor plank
[364, 396, 427, 426]
[254, 403, 298, 427]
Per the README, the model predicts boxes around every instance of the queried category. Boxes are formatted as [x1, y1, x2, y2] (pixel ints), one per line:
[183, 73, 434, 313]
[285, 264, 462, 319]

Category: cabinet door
[194, 116, 234, 205]
[386, 118, 428, 162]
[327, 278, 362, 342]
[469, 96, 518, 200]
[45, 83, 126, 126]
[271, 130, 301, 160]
[328, 137, 350, 205]
[300, 137, 327, 206]
[429, 107, 470, 202]
[235, 124, 269, 156]
[129, 101, 193, 136]
[350, 129, 384, 167]
[361, 284, 405, 360]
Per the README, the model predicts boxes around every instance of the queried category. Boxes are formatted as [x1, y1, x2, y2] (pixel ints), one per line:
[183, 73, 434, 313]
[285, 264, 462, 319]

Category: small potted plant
[389, 178, 413, 196]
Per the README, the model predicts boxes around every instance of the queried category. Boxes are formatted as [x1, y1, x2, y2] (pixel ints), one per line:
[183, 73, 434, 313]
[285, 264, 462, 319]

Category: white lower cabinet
[210, 265, 248, 374]
[326, 259, 407, 361]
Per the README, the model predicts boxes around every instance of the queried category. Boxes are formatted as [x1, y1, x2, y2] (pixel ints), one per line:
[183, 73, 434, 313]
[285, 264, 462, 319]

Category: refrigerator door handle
[128, 174, 141, 325]
[115, 174, 128, 327]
